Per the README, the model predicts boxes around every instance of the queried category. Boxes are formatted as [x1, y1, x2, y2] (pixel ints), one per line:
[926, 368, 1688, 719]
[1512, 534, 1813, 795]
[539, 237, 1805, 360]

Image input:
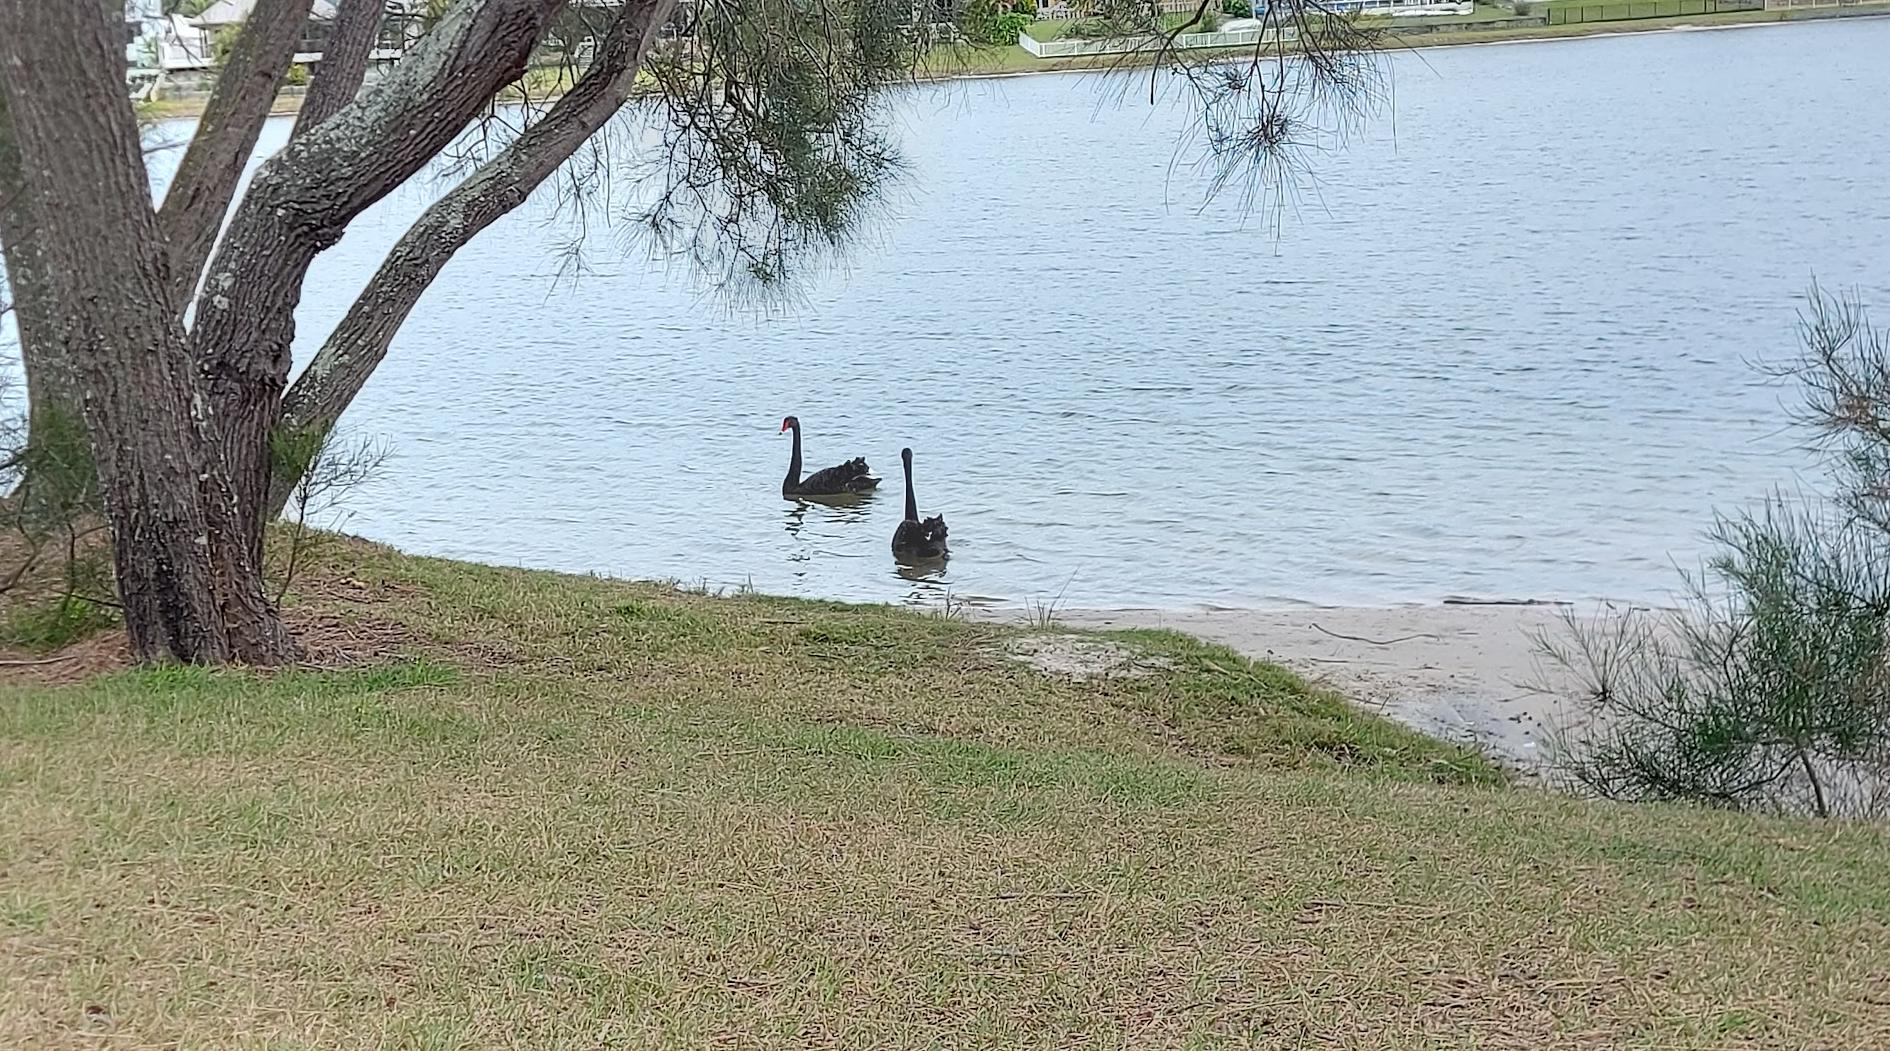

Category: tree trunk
[0, 85, 85, 469]
[0, 0, 289, 664]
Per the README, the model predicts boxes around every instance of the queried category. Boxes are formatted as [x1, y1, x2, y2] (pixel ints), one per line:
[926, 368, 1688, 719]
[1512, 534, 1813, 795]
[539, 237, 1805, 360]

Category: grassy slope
[2, 539, 1888, 1048]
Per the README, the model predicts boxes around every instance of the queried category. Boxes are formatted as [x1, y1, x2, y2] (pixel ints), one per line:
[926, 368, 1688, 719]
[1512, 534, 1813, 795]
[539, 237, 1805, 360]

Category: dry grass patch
[3, 537, 1888, 1048]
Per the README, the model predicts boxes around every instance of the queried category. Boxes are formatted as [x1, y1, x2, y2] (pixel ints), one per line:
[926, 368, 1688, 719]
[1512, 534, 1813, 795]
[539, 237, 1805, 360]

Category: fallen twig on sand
[0, 655, 75, 668]
[1311, 624, 1438, 646]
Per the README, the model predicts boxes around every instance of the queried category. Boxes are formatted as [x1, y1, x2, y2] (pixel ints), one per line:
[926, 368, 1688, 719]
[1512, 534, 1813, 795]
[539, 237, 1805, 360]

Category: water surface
[12, 20, 1890, 610]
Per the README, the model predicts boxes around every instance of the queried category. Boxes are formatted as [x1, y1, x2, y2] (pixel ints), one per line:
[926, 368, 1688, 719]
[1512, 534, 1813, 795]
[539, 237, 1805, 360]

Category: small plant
[994, 10, 1033, 40]
[268, 427, 389, 603]
[1022, 573, 1076, 630]
[1023, 596, 1062, 629]
[963, 0, 1032, 44]
[962, 0, 1000, 42]
[1545, 288, 1890, 820]
[930, 590, 970, 621]
[209, 25, 241, 66]
[1223, 0, 1252, 16]
[4, 595, 115, 651]
[1010, 0, 1038, 15]
[285, 63, 311, 87]
[0, 388, 117, 650]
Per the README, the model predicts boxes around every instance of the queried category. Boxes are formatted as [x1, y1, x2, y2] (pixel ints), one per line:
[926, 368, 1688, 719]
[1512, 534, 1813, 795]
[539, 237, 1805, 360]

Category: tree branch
[185, 0, 567, 534]
[294, 0, 382, 136]
[157, 0, 314, 304]
[192, 0, 567, 382]
[275, 0, 675, 514]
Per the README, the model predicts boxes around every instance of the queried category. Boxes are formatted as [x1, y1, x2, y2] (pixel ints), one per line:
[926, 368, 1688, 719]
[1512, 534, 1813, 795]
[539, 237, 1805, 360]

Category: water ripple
[13, 22, 1880, 612]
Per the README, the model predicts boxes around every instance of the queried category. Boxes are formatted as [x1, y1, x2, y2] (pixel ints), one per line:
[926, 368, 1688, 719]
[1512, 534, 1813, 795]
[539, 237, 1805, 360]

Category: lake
[10, 19, 1890, 611]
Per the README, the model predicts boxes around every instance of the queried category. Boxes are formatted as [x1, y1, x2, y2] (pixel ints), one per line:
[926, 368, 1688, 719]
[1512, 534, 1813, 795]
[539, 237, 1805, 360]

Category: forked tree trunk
[0, 0, 289, 664]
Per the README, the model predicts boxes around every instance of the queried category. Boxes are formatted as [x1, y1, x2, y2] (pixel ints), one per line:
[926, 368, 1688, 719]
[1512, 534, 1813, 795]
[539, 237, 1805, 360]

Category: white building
[135, 0, 423, 73]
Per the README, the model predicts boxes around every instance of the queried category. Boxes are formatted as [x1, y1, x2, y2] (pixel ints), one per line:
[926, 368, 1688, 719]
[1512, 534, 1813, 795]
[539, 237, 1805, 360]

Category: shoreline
[139, 6, 1890, 122]
[1045, 600, 1612, 772]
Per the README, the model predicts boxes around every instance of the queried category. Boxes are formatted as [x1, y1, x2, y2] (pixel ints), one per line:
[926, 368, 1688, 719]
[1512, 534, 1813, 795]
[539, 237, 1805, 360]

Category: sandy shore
[1060, 602, 1613, 773]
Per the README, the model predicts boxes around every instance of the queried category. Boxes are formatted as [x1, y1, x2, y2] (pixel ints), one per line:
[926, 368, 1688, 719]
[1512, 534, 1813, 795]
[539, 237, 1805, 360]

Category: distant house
[146, 0, 424, 73]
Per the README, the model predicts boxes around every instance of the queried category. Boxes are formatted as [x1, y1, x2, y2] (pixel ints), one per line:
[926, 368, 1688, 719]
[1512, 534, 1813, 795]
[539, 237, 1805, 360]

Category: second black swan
[780, 415, 879, 498]
[891, 447, 948, 560]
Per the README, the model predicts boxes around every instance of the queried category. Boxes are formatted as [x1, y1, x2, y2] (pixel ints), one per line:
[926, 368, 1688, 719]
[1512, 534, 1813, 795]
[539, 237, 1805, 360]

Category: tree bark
[273, 0, 674, 515]
[0, 85, 83, 463]
[188, 0, 565, 547]
[294, 0, 382, 136]
[0, 0, 289, 664]
[156, 0, 314, 305]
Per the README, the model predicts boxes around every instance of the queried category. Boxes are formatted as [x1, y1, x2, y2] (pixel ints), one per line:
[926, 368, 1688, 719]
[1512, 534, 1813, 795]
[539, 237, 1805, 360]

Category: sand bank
[1060, 602, 1618, 773]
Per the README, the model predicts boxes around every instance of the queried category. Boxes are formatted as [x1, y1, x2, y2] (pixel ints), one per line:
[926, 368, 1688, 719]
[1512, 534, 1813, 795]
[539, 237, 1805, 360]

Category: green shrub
[209, 26, 240, 66]
[962, 0, 999, 42]
[4, 596, 116, 652]
[1546, 289, 1890, 820]
[964, 0, 1032, 44]
[285, 63, 311, 87]
[994, 11, 1032, 40]
[1223, 0, 1252, 15]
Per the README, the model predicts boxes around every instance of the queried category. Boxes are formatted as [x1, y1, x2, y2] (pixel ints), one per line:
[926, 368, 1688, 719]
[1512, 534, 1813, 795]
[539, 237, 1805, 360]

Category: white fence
[1017, 27, 1272, 58]
[1015, 2, 1477, 58]
[1311, 0, 1475, 11]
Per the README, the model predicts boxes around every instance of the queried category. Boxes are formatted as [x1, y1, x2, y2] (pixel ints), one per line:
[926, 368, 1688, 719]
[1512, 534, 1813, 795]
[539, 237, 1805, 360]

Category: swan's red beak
[779, 419, 790, 433]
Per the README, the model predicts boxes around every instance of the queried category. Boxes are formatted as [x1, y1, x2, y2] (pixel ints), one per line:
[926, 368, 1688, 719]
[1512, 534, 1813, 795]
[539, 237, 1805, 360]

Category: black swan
[780, 416, 879, 498]
[891, 447, 948, 560]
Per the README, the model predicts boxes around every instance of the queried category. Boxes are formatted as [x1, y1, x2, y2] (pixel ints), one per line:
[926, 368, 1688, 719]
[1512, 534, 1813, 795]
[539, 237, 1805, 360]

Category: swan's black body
[780, 416, 878, 498]
[891, 447, 948, 560]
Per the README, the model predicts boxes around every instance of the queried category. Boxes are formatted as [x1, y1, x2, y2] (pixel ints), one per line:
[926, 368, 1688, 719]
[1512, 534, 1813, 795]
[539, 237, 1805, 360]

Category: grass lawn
[1025, 20, 1072, 42]
[3, 537, 1889, 1048]
[1361, 3, 1538, 26]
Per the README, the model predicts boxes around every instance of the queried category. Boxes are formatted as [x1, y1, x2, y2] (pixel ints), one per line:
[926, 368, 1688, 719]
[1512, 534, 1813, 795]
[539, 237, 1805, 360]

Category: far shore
[138, 5, 1890, 122]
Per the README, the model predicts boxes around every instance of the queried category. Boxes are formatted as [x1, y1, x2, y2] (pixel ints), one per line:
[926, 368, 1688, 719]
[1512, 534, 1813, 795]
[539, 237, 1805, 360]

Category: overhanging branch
[275, 0, 676, 514]
[188, 0, 567, 398]
[184, 0, 568, 533]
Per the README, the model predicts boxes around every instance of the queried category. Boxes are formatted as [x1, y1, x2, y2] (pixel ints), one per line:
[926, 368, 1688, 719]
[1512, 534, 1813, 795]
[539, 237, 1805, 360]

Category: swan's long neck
[902, 455, 918, 522]
[785, 424, 803, 487]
